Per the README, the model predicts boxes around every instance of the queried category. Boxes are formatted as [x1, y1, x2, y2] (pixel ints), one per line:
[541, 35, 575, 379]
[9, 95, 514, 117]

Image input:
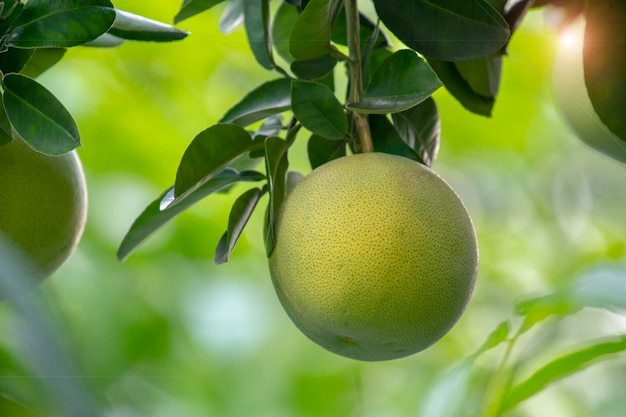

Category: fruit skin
[268, 152, 478, 361]
[553, 18, 626, 163]
[0, 138, 87, 289]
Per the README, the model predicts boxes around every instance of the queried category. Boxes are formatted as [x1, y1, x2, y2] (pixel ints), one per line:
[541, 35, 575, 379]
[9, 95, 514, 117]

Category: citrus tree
[2, 0, 626, 416]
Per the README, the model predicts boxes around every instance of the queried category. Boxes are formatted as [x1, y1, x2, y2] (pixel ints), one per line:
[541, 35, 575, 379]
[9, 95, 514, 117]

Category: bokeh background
[2, 2, 626, 416]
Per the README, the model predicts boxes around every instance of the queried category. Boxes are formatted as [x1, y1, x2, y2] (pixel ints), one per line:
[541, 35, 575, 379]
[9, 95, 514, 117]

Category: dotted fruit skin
[0, 138, 87, 287]
[268, 152, 478, 361]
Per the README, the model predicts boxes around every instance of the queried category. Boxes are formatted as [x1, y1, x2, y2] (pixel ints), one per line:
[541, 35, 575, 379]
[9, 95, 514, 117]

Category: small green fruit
[0, 138, 87, 293]
[269, 152, 478, 361]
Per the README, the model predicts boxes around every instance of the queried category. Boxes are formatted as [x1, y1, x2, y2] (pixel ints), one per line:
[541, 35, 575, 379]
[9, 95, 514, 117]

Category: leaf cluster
[0, 0, 188, 155]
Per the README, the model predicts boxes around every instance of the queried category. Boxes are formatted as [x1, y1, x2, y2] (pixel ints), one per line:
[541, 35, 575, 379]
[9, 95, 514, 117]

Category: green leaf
[291, 54, 337, 80]
[0, 47, 34, 74]
[331, 9, 390, 49]
[455, 54, 503, 99]
[347, 50, 442, 114]
[391, 97, 440, 167]
[0, 101, 13, 147]
[418, 362, 473, 417]
[427, 58, 495, 116]
[175, 0, 226, 24]
[501, 335, 626, 413]
[83, 32, 125, 47]
[2, 73, 80, 155]
[272, 1, 299, 63]
[369, 114, 421, 162]
[118, 169, 265, 261]
[291, 80, 347, 140]
[289, 0, 332, 61]
[373, 0, 510, 61]
[469, 320, 511, 359]
[307, 134, 346, 169]
[107, 9, 189, 42]
[243, 0, 273, 70]
[20, 48, 66, 78]
[9, 0, 116, 48]
[220, 78, 292, 126]
[584, 0, 626, 142]
[173, 124, 263, 200]
[219, 0, 244, 34]
[285, 170, 304, 195]
[215, 187, 266, 264]
[264, 136, 290, 256]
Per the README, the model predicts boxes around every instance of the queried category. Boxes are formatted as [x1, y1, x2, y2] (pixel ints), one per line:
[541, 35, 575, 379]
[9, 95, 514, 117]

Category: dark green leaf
[331, 9, 390, 49]
[347, 50, 442, 114]
[174, 124, 262, 200]
[291, 54, 337, 80]
[285, 170, 304, 194]
[2, 73, 79, 155]
[373, 0, 510, 61]
[291, 79, 347, 139]
[455, 54, 503, 99]
[175, 0, 226, 23]
[9, 0, 116, 48]
[307, 134, 346, 169]
[215, 187, 266, 264]
[20, 48, 66, 78]
[0, 47, 34, 74]
[369, 114, 421, 162]
[219, 0, 243, 34]
[584, 0, 626, 142]
[243, 0, 273, 69]
[427, 58, 495, 116]
[108, 9, 189, 42]
[501, 335, 626, 413]
[289, 0, 332, 61]
[220, 78, 291, 126]
[118, 170, 265, 261]
[272, 1, 299, 63]
[264, 136, 290, 256]
[391, 97, 440, 167]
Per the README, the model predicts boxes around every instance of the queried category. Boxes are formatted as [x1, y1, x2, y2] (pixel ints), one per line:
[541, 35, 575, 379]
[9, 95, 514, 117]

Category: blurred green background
[2, 2, 626, 417]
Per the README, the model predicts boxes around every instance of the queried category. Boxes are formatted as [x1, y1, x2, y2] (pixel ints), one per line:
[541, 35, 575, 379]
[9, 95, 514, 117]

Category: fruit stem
[344, 0, 373, 153]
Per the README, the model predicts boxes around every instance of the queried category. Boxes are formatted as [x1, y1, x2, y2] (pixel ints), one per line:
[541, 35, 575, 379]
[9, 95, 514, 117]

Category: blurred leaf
[469, 320, 511, 359]
[285, 170, 304, 194]
[174, 124, 261, 199]
[264, 136, 290, 256]
[82, 32, 125, 47]
[2, 73, 80, 155]
[347, 50, 442, 114]
[243, 0, 273, 70]
[273, 1, 299, 63]
[307, 134, 346, 169]
[0, 101, 13, 147]
[427, 58, 495, 116]
[0, 394, 38, 417]
[291, 80, 347, 139]
[419, 362, 473, 417]
[501, 335, 626, 413]
[0, 47, 34, 74]
[291, 54, 337, 80]
[118, 169, 265, 261]
[455, 54, 503, 99]
[254, 114, 285, 138]
[373, 0, 510, 61]
[108, 9, 189, 42]
[584, 0, 626, 143]
[369, 114, 421, 162]
[219, 0, 244, 34]
[215, 186, 266, 264]
[289, 0, 332, 61]
[391, 97, 440, 167]
[20, 48, 66, 78]
[174, 0, 225, 23]
[9, 0, 116, 48]
[220, 78, 292, 126]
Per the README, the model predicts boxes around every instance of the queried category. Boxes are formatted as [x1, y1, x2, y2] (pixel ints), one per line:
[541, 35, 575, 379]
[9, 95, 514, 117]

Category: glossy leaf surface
[108, 9, 189, 42]
[369, 115, 420, 162]
[391, 97, 440, 167]
[348, 50, 442, 114]
[373, 0, 510, 61]
[220, 78, 292, 126]
[243, 0, 273, 70]
[9, 0, 116, 48]
[175, 0, 225, 23]
[2, 73, 79, 155]
[291, 80, 347, 140]
[289, 0, 332, 61]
